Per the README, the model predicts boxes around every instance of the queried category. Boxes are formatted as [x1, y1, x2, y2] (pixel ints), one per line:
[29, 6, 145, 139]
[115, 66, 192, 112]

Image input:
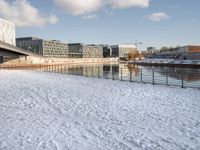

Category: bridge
[0, 40, 37, 63]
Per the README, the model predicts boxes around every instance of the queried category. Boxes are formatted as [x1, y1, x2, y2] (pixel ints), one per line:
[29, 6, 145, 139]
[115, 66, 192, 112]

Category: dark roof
[68, 43, 83, 46]
[16, 37, 40, 41]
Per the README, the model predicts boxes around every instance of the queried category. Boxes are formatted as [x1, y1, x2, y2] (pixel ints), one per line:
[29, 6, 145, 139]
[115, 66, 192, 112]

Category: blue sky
[0, 0, 200, 51]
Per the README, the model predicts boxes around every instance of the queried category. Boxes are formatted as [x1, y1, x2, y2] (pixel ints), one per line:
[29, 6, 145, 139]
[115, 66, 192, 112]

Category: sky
[0, 0, 199, 51]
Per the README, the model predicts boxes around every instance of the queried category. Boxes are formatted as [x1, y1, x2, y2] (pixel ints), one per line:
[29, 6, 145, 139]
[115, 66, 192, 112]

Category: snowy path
[0, 70, 200, 150]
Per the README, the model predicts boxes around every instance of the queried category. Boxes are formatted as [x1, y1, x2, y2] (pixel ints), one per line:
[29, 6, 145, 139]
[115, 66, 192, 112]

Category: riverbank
[130, 59, 200, 68]
[0, 70, 200, 149]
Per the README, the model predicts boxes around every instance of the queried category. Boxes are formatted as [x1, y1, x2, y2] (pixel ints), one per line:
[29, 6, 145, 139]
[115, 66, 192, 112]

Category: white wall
[0, 18, 16, 46]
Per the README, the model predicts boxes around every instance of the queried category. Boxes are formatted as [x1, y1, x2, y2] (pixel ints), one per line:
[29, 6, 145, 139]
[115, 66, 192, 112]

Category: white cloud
[48, 15, 59, 24]
[54, 0, 102, 15]
[0, 0, 59, 27]
[54, 0, 150, 16]
[81, 14, 98, 20]
[109, 0, 149, 9]
[147, 12, 169, 22]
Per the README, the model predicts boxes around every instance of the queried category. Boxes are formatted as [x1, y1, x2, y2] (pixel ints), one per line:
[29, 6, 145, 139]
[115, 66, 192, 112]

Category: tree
[128, 51, 141, 61]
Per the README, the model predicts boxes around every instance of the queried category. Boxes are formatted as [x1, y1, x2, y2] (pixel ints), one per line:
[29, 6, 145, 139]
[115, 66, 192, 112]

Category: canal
[51, 63, 200, 89]
[1, 62, 200, 89]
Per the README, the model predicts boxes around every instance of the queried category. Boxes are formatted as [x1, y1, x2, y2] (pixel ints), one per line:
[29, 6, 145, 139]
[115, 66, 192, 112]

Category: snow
[0, 70, 200, 150]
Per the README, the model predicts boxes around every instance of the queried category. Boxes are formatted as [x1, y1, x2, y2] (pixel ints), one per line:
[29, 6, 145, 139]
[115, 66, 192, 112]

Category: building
[68, 43, 83, 58]
[153, 45, 200, 60]
[0, 18, 16, 46]
[16, 37, 43, 55]
[147, 47, 157, 53]
[100, 44, 111, 58]
[110, 44, 137, 58]
[42, 40, 68, 58]
[83, 45, 103, 58]
[16, 37, 68, 58]
[68, 43, 103, 58]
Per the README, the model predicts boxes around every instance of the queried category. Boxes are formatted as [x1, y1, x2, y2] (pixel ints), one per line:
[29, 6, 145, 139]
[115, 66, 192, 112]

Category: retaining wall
[2, 56, 118, 65]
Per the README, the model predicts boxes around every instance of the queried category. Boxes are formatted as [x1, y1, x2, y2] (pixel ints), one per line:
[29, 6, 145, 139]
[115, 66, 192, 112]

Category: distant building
[68, 43, 83, 58]
[102, 45, 111, 58]
[153, 45, 200, 60]
[68, 43, 103, 58]
[147, 47, 156, 53]
[0, 18, 16, 46]
[110, 44, 137, 58]
[16, 37, 68, 58]
[83, 45, 103, 58]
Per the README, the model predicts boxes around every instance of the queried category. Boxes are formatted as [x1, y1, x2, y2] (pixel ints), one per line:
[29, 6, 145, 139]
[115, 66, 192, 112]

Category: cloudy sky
[0, 0, 199, 50]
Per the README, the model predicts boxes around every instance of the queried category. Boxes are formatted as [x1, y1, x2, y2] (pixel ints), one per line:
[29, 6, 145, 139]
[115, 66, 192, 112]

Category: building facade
[0, 18, 16, 46]
[68, 43, 103, 58]
[110, 44, 137, 58]
[16, 37, 68, 58]
[147, 47, 157, 53]
[100, 44, 111, 58]
[16, 37, 43, 54]
[68, 43, 83, 58]
[42, 40, 68, 58]
[151, 45, 200, 60]
[83, 45, 103, 58]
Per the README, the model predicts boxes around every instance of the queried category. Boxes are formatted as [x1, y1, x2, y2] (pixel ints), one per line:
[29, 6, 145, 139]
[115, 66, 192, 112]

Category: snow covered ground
[0, 70, 200, 150]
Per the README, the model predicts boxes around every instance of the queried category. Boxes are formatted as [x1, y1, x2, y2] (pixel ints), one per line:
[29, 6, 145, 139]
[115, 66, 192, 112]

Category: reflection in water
[53, 63, 200, 82]
[142, 66, 200, 82]
[41, 63, 200, 88]
[127, 64, 140, 76]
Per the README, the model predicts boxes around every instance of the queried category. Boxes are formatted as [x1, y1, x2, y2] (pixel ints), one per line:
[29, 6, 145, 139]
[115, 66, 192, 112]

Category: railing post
[181, 69, 184, 88]
[152, 69, 155, 85]
[166, 70, 168, 86]
[140, 68, 143, 82]
[86, 67, 88, 77]
[98, 67, 100, 78]
[105, 70, 107, 79]
[130, 70, 132, 82]
[112, 70, 114, 80]
[92, 67, 93, 77]
[120, 68, 123, 81]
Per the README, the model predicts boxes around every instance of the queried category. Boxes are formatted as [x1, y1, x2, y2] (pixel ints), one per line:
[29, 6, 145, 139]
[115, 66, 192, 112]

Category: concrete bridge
[0, 40, 36, 63]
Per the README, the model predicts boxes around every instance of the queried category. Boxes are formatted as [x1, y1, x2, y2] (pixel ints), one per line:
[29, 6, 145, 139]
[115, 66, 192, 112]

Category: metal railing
[1, 64, 200, 89]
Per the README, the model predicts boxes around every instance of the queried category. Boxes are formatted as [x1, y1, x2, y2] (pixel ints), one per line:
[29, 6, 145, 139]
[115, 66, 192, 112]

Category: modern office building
[0, 18, 16, 46]
[68, 43, 84, 58]
[68, 43, 103, 58]
[110, 44, 137, 58]
[98, 44, 112, 58]
[16, 37, 68, 58]
[83, 45, 103, 58]
[42, 40, 68, 58]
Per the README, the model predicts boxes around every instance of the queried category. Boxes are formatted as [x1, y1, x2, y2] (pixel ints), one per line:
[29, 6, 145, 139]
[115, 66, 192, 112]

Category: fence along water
[0, 64, 200, 89]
